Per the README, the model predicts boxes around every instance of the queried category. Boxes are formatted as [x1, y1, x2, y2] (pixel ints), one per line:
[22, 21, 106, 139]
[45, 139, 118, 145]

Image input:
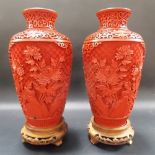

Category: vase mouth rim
[96, 7, 131, 16]
[23, 7, 58, 17]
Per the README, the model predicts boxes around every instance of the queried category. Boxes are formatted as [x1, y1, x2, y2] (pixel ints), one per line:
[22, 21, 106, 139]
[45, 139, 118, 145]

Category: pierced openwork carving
[21, 118, 68, 146]
[88, 117, 134, 145]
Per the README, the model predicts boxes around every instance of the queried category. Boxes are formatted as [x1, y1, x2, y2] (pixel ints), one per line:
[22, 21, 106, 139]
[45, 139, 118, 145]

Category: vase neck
[96, 8, 131, 30]
[23, 8, 57, 29]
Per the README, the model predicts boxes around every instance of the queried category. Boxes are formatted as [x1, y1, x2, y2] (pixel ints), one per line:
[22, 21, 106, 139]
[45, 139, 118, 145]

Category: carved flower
[95, 60, 122, 100]
[115, 45, 133, 65]
[96, 66, 119, 86]
[34, 68, 62, 85]
[24, 46, 42, 61]
[33, 53, 42, 60]
[23, 46, 44, 73]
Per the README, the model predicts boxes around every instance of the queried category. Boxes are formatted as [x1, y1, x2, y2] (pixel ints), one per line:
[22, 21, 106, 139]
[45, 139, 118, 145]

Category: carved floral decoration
[83, 43, 144, 118]
[10, 44, 71, 120]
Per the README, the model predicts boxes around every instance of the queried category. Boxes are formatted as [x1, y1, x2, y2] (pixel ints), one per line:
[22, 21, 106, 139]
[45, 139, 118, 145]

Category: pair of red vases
[9, 7, 145, 146]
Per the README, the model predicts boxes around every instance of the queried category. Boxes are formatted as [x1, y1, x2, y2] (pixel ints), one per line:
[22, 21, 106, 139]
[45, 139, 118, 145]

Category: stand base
[21, 119, 68, 146]
[88, 117, 134, 145]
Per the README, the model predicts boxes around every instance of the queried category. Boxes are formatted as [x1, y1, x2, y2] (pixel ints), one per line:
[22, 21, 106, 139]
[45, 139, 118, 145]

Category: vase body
[83, 8, 145, 145]
[9, 8, 72, 145]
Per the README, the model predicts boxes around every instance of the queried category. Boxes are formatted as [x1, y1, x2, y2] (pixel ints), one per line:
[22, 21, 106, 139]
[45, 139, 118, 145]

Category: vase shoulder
[84, 28, 144, 44]
[10, 28, 71, 48]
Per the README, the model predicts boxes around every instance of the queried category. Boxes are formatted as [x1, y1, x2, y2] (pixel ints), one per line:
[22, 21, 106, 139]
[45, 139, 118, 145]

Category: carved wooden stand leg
[21, 119, 67, 146]
[88, 117, 134, 145]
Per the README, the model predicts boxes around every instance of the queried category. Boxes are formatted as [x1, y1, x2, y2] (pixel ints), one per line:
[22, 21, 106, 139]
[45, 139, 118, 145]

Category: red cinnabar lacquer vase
[82, 8, 145, 145]
[9, 8, 72, 146]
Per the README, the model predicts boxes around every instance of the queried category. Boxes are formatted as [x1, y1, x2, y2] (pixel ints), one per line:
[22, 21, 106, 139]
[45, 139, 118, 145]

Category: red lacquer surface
[83, 8, 145, 128]
[9, 8, 72, 128]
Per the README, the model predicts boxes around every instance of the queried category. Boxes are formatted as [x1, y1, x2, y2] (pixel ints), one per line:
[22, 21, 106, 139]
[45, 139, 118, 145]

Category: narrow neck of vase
[23, 8, 58, 29]
[96, 8, 131, 30]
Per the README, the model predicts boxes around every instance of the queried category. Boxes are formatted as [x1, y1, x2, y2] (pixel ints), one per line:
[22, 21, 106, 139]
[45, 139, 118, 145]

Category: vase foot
[21, 118, 68, 146]
[88, 117, 134, 145]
